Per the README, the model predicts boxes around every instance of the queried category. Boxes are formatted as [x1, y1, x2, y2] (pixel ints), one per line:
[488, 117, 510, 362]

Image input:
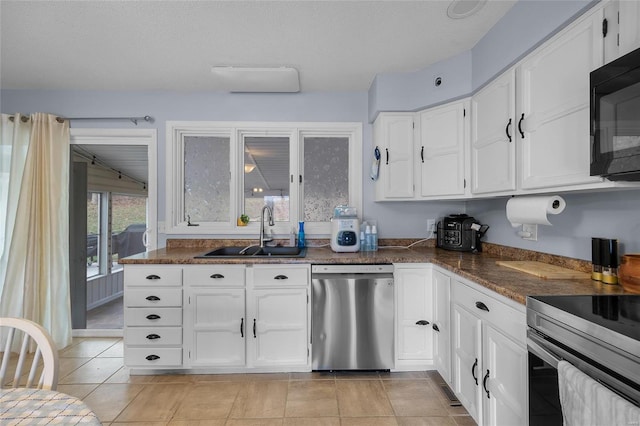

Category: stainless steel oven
[527, 295, 640, 425]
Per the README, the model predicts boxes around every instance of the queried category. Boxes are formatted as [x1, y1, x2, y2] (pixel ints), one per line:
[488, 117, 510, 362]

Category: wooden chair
[0, 317, 59, 390]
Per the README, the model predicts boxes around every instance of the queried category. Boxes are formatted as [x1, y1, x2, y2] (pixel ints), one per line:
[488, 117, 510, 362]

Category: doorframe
[70, 128, 158, 250]
[70, 128, 158, 338]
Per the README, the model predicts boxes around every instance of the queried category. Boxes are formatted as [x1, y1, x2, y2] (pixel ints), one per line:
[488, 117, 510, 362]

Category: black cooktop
[528, 295, 640, 342]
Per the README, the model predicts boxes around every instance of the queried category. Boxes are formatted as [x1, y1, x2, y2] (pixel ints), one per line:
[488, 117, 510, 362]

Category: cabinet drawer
[125, 266, 182, 287]
[125, 347, 182, 367]
[125, 288, 182, 307]
[452, 280, 525, 344]
[125, 327, 182, 346]
[126, 308, 182, 326]
[184, 265, 245, 286]
[252, 265, 310, 287]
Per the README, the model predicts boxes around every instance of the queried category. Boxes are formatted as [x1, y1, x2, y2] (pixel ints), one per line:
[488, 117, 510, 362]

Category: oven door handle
[527, 332, 562, 368]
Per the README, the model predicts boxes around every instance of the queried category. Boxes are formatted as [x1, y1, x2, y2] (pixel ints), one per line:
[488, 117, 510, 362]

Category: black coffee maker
[436, 214, 489, 252]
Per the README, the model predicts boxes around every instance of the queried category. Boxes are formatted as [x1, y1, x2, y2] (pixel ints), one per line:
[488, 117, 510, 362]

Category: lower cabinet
[248, 288, 308, 368]
[394, 264, 434, 370]
[123, 265, 184, 369]
[451, 278, 527, 426]
[125, 263, 310, 373]
[183, 264, 310, 372]
[432, 267, 452, 386]
[187, 287, 246, 367]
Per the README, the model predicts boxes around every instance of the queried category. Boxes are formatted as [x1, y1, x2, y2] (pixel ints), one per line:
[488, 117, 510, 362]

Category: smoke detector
[447, 0, 487, 19]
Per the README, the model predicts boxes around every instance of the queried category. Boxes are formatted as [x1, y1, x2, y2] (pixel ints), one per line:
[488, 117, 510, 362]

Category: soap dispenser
[297, 221, 306, 248]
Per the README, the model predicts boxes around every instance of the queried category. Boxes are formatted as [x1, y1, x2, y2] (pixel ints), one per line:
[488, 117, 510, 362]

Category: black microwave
[591, 46, 640, 181]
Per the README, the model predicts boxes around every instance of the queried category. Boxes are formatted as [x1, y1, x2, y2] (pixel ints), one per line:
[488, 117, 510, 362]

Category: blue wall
[1, 89, 464, 245]
[466, 191, 640, 261]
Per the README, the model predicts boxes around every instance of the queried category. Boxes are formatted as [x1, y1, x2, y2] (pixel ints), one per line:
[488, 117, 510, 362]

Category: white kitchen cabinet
[517, 8, 604, 190]
[374, 113, 415, 200]
[248, 288, 308, 368]
[481, 323, 528, 426]
[181, 264, 311, 372]
[451, 301, 483, 422]
[432, 267, 452, 386]
[604, 0, 640, 63]
[471, 70, 517, 195]
[186, 287, 246, 367]
[123, 265, 184, 369]
[394, 264, 434, 370]
[451, 278, 527, 426]
[183, 265, 246, 368]
[469, 6, 626, 196]
[418, 99, 469, 198]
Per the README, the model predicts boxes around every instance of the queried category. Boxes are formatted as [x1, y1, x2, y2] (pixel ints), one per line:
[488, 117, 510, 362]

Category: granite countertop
[120, 241, 627, 305]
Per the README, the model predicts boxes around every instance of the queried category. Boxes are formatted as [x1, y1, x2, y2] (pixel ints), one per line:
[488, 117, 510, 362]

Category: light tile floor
[57, 338, 476, 426]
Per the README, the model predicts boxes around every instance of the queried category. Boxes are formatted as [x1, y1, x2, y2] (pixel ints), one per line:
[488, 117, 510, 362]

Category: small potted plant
[237, 214, 250, 226]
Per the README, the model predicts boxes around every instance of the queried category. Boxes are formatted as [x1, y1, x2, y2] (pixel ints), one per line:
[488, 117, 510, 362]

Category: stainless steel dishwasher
[311, 264, 394, 371]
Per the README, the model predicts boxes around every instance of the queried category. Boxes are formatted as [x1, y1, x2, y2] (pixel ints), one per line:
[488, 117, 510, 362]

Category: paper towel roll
[506, 195, 566, 227]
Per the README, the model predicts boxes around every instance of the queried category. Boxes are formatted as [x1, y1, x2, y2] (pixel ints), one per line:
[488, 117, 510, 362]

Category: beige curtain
[0, 113, 72, 350]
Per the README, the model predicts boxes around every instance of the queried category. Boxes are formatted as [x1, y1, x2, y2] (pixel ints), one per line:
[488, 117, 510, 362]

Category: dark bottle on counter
[600, 238, 619, 285]
[592, 237, 603, 281]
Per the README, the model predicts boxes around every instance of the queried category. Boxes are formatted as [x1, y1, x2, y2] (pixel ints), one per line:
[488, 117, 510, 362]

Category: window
[166, 122, 362, 235]
[86, 191, 105, 278]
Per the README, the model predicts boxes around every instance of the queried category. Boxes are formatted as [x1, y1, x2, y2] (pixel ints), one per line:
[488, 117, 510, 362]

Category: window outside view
[87, 193, 147, 277]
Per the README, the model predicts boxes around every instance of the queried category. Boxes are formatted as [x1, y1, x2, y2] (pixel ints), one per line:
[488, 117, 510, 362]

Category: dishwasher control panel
[311, 264, 394, 274]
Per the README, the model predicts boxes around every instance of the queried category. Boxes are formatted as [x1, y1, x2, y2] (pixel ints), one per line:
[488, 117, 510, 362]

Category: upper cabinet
[375, 1, 639, 203]
[604, 0, 640, 63]
[418, 100, 469, 199]
[471, 70, 517, 195]
[471, 7, 608, 196]
[374, 113, 416, 200]
[517, 8, 604, 190]
[374, 98, 469, 201]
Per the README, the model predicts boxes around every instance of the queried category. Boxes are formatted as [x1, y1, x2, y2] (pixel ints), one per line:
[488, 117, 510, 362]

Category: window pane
[303, 137, 349, 222]
[184, 136, 230, 222]
[111, 194, 147, 270]
[87, 192, 100, 278]
[243, 137, 290, 222]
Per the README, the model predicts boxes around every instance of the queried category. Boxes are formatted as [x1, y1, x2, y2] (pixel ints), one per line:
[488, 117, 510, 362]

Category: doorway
[69, 129, 157, 337]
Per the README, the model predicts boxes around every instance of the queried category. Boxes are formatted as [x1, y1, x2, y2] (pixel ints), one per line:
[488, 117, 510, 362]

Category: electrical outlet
[427, 219, 436, 237]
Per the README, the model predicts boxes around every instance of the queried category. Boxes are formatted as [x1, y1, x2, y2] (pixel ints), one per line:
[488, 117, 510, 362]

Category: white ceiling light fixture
[447, 0, 487, 19]
[244, 164, 256, 173]
[211, 66, 300, 93]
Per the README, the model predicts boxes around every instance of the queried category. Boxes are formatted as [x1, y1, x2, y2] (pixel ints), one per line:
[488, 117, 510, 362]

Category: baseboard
[73, 328, 123, 338]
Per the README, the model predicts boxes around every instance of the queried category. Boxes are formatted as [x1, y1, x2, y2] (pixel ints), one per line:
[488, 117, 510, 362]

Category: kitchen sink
[195, 245, 307, 258]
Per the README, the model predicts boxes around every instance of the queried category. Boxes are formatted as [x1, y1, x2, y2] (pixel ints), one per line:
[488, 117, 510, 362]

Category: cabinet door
[471, 70, 517, 194]
[451, 303, 482, 424]
[604, 0, 640, 63]
[418, 100, 468, 197]
[374, 113, 415, 200]
[481, 324, 528, 426]
[432, 269, 451, 385]
[249, 288, 308, 367]
[186, 288, 245, 367]
[395, 267, 433, 362]
[517, 10, 604, 189]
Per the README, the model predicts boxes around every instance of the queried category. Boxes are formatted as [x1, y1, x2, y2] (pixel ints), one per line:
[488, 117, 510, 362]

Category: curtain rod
[8, 115, 154, 125]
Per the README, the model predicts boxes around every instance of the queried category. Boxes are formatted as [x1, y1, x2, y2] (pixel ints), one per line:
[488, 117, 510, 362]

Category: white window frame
[166, 121, 362, 236]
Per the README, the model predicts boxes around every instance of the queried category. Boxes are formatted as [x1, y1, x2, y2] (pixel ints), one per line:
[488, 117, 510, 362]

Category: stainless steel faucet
[259, 205, 274, 248]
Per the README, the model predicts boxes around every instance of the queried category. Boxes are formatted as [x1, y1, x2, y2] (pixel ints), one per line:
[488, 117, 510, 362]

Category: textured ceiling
[0, 0, 516, 92]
